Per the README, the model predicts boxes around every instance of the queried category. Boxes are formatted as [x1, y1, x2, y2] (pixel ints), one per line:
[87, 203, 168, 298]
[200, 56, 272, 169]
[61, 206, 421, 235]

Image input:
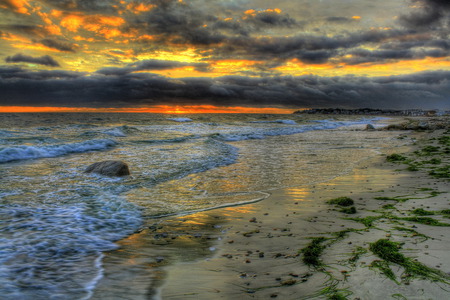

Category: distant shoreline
[294, 108, 449, 116]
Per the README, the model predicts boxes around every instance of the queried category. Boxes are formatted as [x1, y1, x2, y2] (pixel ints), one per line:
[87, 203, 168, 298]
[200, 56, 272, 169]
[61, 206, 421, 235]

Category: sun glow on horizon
[0, 105, 298, 114]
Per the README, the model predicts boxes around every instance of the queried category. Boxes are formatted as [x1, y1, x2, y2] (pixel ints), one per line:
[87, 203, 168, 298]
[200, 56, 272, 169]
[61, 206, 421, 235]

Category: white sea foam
[104, 128, 127, 137]
[251, 119, 297, 125]
[0, 193, 141, 299]
[211, 119, 381, 142]
[0, 139, 116, 163]
[168, 117, 193, 122]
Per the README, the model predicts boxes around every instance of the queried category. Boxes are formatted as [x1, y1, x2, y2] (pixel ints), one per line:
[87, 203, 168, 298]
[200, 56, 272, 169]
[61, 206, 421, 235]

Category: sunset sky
[0, 0, 449, 113]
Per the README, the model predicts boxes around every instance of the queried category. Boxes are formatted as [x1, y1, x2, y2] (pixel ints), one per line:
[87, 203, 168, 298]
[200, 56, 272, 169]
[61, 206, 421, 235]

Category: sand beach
[90, 117, 450, 300]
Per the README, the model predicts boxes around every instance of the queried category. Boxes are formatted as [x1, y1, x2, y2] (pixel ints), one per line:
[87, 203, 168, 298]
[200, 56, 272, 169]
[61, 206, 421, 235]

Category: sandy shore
[92, 119, 449, 300]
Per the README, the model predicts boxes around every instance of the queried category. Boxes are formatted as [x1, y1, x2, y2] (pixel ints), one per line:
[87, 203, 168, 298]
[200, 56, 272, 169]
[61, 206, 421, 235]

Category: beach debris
[84, 160, 130, 176]
[281, 279, 297, 286]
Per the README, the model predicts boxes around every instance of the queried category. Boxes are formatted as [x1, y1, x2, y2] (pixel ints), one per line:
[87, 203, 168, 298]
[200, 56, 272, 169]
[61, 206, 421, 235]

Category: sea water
[0, 113, 403, 299]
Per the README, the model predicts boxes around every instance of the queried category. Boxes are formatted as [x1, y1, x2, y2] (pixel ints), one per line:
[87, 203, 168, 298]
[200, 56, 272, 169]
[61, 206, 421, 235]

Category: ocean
[0, 113, 406, 299]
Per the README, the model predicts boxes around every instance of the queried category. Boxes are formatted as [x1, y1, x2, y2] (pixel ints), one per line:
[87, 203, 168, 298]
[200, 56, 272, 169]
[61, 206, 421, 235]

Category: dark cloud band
[1, 66, 448, 110]
[5, 54, 60, 67]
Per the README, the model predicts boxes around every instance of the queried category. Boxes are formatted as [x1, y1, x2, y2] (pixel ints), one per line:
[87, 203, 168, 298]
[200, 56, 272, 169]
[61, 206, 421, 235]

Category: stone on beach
[84, 160, 130, 177]
[365, 124, 376, 131]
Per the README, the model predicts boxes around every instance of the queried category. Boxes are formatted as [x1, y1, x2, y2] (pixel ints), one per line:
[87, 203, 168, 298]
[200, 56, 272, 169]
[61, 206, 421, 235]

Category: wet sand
[92, 122, 450, 300]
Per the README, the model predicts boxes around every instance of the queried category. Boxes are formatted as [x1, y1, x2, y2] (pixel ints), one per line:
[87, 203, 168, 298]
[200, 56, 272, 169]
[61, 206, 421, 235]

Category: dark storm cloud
[128, 0, 225, 46]
[325, 17, 357, 23]
[96, 59, 210, 75]
[343, 45, 449, 65]
[126, 0, 301, 46]
[400, 0, 450, 29]
[211, 29, 404, 63]
[0, 66, 82, 80]
[0, 25, 45, 37]
[1, 66, 449, 109]
[117, 0, 443, 66]
[245, 10, 297, 27]
[39, 39, 77, 52]
[5, 53, 60, 67]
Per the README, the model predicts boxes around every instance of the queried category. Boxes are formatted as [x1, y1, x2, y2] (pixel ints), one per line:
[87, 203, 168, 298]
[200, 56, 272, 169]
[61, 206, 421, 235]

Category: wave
[104, 125, 140, 137]
[250, 119, 297, 125]
[0, 139, 116, 163]
[211, 119, 376, 142]
[0, 130, 18, 137]
[0, 193, 141, 299]
[145, 138, 239, 186]
[167, 118, 193, 122]
[134, 135, 200, 144]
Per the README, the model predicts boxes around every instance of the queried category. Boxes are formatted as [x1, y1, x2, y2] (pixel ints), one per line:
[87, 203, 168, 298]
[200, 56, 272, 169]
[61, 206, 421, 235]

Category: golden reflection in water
[222, 205, 257, 216]
[286, 187, 311, 202]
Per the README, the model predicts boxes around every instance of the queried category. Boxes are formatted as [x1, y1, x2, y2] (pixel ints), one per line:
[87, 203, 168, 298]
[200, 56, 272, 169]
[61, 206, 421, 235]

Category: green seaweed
[424, 158, 442, 165]
[340, 206, 357, 214]
[328, 293, 347, 300]
[401, 217, 450, 226]
[391, 293, 408, 300]
[406, 163, 420, 171]
[386, 153, 408, 162]
[418, 188, 433, 191]
[393, 226, 429, 241]
[327, 197, 354, 207]
[422, 146, 440, 154]
[369, 239, 449, 283]
[300, 237, 327, 267]
[370, 260, 398, 282]
[438, 136, 450, 146]
[382, 204, 396, 209]
[348, 246, 368, 263]
[375, 196, 398, 201]
[348, 215, 383, 227]
[429, 165, 450, 179]
[411, 208, 435, 216]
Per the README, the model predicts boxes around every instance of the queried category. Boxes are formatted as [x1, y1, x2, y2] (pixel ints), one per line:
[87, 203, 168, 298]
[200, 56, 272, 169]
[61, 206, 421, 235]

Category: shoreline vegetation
[93, 116, 449, 300]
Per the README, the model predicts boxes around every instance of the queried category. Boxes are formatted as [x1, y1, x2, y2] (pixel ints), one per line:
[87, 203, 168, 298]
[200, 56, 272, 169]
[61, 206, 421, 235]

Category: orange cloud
[11, 43, 63, 53]
[73, 35, 96, 42]
[126, 1, 155, 14]
[211, 59, 260, 75]
[244, 9, 256, 16]
[276, 57, 450, 77]
[0, 0, 31, 14]
[0, 33, 31, 43]
[59, 13, 125, 38]
[44, 25, 62, 35]
[60, 15, 84, 32]
[244, 8, 282, 17]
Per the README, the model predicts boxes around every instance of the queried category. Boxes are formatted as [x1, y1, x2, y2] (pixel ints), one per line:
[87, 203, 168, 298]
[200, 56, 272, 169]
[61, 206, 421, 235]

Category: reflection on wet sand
[91, 212, 230, 299]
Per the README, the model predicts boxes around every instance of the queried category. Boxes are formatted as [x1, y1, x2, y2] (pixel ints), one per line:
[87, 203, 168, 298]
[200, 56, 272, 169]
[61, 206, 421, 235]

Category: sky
[0, 0, 449, 113]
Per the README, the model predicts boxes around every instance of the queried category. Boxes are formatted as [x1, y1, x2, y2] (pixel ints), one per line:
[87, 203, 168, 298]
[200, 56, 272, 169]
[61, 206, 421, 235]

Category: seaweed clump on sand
[386, 153, 408, 163]
[300, 237, 327, 267]
[369, 239, 449, 283]
[327, 197, 354, 207]
[327, 197, 357, 214]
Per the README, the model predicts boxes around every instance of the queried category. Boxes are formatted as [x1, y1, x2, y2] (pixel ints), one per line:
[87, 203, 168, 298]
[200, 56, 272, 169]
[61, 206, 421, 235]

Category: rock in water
[365, 124, 376, 131]
[84, 160, 130, 177]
